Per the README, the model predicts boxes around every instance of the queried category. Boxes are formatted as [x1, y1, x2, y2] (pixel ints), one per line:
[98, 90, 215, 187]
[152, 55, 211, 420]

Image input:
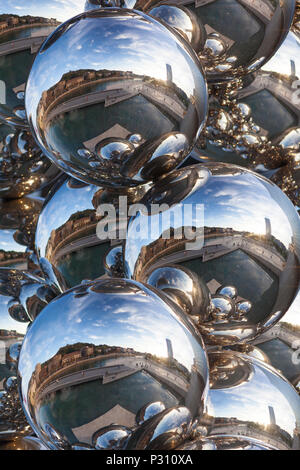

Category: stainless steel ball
[238, 30, 300, 155]
[125, 162, 300, 345]
[141, 0, 296, 83]
[18, 278, 209, 450]
[204, 350, 300, 450]
[25, 9, 208, 188]
[146, 264, 211, 320]
[35, 176, 150, 289]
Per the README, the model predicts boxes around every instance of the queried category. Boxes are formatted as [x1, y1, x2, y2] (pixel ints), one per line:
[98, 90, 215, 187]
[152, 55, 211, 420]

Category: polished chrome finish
[104, 245, 125, 278]
[146, 264, 211, 320]
[6, 341, 22, 372]
[226, 343, 271, 366]
[177, 435, 276, 450]
[93, 425, 132, 449]
[125, 162, 300, 345]
[0, 436, 47, 450]
[35, 176, 151, 290]
[0, 128, 60, 199]
[216, 285, 237, 300]
[18, 278, 209, 450]
[0, 196, 43, 271]
[144, 0, 296, 83]
[202, 350, 300, 450]
[136, 401, 166, 426]
[26, 9, 208, 188]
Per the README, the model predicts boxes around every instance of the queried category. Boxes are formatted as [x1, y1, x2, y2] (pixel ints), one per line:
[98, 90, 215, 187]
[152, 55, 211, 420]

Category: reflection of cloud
[1, 0, 86, 22]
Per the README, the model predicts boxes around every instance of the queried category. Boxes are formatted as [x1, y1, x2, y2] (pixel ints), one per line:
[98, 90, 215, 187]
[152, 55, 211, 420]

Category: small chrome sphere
[210, 295, 235, 322]
[125, 162, 300, 345]
[25, 9, 207, 188]
[18, 278, 209, 450]
[146, 264, 211, 320]
[204, 350, 300, 450]
[93, 425, 132, 450]
[216, 285, 237, 300]
[104, 245, 125, 278]
[136, 401, 166, 426]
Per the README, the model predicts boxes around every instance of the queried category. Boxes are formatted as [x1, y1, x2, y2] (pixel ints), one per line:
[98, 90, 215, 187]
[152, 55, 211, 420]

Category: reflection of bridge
[44, 79, 187, 124]
[0, 30, 53, 56]
[210, 424, 290, 450]
[38, 355, 190, 400]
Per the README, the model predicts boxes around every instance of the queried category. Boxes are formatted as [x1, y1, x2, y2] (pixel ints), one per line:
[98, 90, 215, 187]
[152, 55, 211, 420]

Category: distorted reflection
[18, 278, 209, 449]
[201, 351, 300, 450]
[0, 196, 42, 270]
[25, 9, 207, 188]
[125, 163, 300, 345]
[35, 176, 150, 289]
[144, 0, 296, 82]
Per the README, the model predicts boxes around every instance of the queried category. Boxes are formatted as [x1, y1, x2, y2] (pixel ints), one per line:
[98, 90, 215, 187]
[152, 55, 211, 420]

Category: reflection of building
[269, 406, 276, 426]
[265, 218, 271, 239]
[166, 338, 174, 361]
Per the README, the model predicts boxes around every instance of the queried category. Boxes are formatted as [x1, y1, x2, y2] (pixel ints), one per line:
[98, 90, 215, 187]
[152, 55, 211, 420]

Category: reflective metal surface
[202, 350, 300, 450]
[18, 278, 209, 450]
[177, 435, 276, 450]
[146, 264, 211, 320]
[0, 435, 47, 450]
[0, 196, 43, 271]
[0, 127, 60, 199]
[142, 0, 296, 83]
[125, 162, 300, 345]
[26, 9, 208, 188]
[35, 176, 150, 289]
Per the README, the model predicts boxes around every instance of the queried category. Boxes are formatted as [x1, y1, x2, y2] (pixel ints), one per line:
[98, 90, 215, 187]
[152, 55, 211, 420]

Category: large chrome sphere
[95, 0, 297, 83]
[0, 127, 60, 199]
[18, 278, 209, 450]
[203, 350, 300, 450]
[25, 9, 208, 188]
[0, 196, 43, 271]
[125, 162, 300, 345]
[35, 176, 150, 289]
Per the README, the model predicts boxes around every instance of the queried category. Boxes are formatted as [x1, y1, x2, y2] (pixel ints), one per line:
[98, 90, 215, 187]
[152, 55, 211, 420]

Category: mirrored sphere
[0, 196, 43, 271]
[146, 264, 211, 320]
[216, 285, 237, 300]
[238, 30, 300, 158]
[26, 9, 208, 188]
[35, 176, 150, 290]
[104, 245, 125, 278]
[93, 425, 132, 449]
[18, 278, 209, 450]
[142, 0, 296, 82]
[125, 162, 300, 345]
[203, 350, 300, 450]
[136, 401, 166, 426]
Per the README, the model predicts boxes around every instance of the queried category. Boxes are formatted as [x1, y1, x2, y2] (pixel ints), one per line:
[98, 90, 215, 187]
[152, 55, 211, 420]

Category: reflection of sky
[0, 0, 86, 22]
[262, 31, 300, 77]
[281, 290, 300, 328]
[26, 11, 204, 135]
[0, 229, 26, 253]
[19, 281, 207, 402]
[36, 180, 98, 257]
[209, 361, 300, 437]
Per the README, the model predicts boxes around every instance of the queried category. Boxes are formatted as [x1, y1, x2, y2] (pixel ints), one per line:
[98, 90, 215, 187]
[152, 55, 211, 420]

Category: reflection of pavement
[211, 424, 290, 450]
[38, 355, 189, 399]
[45, 79, 187, 124]
[72, 404, 136, 445]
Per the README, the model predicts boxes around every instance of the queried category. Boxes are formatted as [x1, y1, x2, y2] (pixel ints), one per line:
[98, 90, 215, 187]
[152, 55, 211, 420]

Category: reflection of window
[240, 89, 298, 139]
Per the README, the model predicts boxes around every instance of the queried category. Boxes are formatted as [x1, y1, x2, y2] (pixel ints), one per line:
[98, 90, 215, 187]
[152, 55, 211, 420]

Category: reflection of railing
[254, 323, 300, 346]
